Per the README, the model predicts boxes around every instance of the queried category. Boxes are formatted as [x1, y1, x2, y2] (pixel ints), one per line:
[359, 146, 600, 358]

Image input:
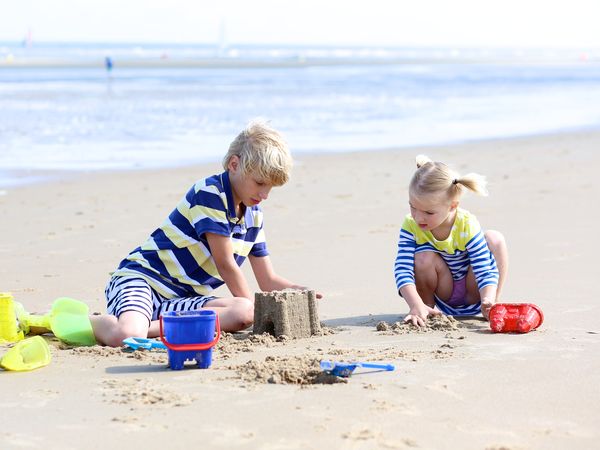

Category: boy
[91, 120, 320, 347]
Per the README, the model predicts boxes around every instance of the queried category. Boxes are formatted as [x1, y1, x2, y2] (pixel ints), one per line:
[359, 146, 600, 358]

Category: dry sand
[1, 130, 599, 449]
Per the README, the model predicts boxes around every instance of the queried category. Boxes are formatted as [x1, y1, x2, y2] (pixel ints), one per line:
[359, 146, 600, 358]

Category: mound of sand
[229, 355, 347, 385]
[376, 315, 461, 334]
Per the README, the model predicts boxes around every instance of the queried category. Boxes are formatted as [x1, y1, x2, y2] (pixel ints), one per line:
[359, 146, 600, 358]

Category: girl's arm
[466, 229, 500, 319]
[395, 227, 440, 326]
[400, 284, 440, 327]
[479, 285, 497, 319]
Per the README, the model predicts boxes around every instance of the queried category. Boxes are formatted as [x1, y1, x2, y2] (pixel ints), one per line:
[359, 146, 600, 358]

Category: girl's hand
[481, 297, 495, 320]
[403, 303, 441, 327]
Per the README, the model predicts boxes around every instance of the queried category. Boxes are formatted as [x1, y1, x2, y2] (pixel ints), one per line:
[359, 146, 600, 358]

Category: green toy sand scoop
[23, 297, 96, 347]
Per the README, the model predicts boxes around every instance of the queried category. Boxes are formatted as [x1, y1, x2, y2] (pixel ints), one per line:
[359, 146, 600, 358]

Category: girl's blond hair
[223, 120, 292, 186]
[410, 154, 488, 200]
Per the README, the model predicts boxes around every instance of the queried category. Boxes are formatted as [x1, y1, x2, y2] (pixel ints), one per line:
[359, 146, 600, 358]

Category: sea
[1, 42, 600, 187]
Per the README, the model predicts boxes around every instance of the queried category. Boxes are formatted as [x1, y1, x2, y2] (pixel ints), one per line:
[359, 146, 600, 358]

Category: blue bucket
[159, 310, 220, 370]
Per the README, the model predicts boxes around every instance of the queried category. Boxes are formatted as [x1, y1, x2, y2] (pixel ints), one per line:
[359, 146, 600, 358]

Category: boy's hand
[404, 304, 441, 327]
[249, 256, 322, 298]
[293, 285, 323, 299]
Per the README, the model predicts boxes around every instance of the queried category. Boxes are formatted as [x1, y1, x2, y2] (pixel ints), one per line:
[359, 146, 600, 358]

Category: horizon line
[1, 40, 600, 51]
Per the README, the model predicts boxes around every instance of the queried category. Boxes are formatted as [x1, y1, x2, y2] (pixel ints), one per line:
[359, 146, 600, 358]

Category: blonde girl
[394, 155, 508, 326]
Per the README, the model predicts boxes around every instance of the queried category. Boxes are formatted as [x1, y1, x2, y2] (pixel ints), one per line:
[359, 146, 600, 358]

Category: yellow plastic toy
[22, 297, 96, 347]
[0, 336, 51, 371]
[0, 292, 24, 343]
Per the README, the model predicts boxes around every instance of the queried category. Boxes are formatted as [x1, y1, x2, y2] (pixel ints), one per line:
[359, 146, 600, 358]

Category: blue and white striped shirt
[394, 208, 498, 292]
[113, 171, 268, 298]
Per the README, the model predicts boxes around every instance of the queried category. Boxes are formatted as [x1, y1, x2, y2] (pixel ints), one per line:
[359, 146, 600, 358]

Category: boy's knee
[104, 326, 144, 347]
[228, 298, 254, 331]
[105, 317, 149, 347]
[103, 332, 129, 348]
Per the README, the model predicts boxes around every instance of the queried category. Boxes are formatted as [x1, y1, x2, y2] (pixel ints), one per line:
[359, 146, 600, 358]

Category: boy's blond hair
[410, 154, 488, 201]
[222, 120, 292, 186]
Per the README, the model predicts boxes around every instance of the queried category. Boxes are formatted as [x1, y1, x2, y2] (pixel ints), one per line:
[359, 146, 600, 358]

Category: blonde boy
[92, 121, 319, 347]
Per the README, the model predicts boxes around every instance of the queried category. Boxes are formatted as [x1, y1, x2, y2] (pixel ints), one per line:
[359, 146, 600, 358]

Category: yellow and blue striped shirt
[394, 208, 498, 292]
[113, 171, 268, 298]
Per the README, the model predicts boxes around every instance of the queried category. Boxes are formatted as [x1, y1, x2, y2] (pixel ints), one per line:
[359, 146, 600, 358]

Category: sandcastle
[253, 289, 320, 338]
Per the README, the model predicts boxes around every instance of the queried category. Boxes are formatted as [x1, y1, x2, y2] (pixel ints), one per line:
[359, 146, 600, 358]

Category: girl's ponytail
[454, 173, 488, 196]
[411, 155, 488, 199]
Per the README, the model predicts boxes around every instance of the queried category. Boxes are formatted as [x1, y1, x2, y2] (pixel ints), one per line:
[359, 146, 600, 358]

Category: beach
[1, 130, 599, 449]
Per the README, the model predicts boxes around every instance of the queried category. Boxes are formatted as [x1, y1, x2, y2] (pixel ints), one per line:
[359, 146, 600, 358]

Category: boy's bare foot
[26, 326, 51, 336]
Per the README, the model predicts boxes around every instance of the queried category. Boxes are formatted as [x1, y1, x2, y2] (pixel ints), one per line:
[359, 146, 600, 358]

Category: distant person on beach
[86, 120, 321, 346]
[394, 155, 508, 326]
[104, 56, 113, 72]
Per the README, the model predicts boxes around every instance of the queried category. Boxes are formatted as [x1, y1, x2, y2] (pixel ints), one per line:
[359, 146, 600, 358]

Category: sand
[1, 130, 599, 449]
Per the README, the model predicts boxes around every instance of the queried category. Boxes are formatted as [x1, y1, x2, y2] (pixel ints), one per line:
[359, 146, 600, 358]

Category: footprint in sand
[424, 380, 463, 400]
[341, 429, 419, 449]
[100, 378, 195, 407]
[19, 389, 60, 408]
[1, 432, 44, 448]
[110, 415, 148, 431]
[341, 428, 378, 440]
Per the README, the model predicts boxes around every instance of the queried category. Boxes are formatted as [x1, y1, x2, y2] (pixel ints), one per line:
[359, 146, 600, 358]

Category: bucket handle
[159, 314, 221, 351]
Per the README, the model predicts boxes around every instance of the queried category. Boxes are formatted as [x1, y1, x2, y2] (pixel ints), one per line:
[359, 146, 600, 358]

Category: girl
[394, 155, 508, 327]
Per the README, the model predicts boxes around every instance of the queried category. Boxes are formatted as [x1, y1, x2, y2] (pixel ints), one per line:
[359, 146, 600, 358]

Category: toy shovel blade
[320, 360, 395, 378]
[49, 298, 96, 346]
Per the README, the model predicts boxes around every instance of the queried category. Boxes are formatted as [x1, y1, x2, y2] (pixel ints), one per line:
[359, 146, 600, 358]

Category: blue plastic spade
[123, 337, 167, 351]
[320, 360, 395, 378]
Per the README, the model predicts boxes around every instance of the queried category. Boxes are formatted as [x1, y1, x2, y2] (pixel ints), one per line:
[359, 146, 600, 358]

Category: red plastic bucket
[489, 303, 544, 333]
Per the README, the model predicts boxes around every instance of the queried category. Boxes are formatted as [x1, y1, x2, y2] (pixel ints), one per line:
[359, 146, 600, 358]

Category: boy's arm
[249, 255, 322, 298]
[205, 232, 253, 300]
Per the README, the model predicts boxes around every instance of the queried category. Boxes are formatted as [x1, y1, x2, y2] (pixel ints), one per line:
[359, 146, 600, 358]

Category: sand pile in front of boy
[229, 355, 346, 385]
[216, 328, 336, 359]
[376, 315, 461, 334]
[215, 332, 280, 359]
[227, 342, 448, 385]
[65, 332, 283, 363]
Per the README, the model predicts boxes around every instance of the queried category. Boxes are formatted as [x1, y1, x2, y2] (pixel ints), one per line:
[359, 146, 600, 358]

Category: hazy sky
[1, 0, 599, 47]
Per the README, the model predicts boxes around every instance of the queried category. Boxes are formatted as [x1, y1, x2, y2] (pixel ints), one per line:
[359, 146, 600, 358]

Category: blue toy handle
[320, 360, 335, 370]
[358, 362, 395, 371]
[123, 337, 167, 350]
[320, 360, 395, 372]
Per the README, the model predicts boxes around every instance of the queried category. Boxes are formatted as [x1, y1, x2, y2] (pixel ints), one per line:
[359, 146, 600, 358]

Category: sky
[1, 0, 599, 48]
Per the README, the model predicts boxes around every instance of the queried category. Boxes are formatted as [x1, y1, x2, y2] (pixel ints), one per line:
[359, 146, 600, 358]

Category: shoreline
[3, 125, 600, 191]
[2, 56, 599, 69]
